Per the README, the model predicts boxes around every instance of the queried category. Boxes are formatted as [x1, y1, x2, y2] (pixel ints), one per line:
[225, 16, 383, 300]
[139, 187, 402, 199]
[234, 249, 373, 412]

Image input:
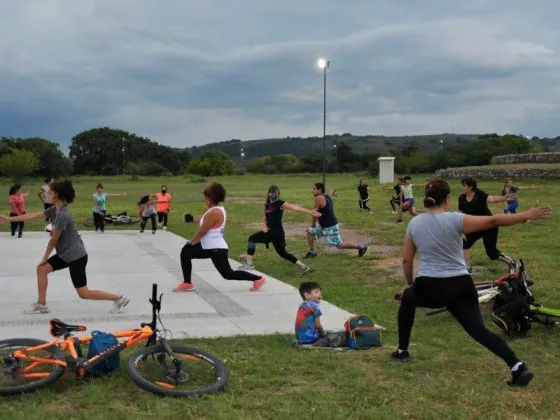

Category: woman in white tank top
[173, 182, 266, 293]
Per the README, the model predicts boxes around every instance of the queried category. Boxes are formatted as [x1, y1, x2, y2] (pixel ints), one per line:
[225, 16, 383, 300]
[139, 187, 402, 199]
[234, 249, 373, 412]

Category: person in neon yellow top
[396, 176, 427, 223]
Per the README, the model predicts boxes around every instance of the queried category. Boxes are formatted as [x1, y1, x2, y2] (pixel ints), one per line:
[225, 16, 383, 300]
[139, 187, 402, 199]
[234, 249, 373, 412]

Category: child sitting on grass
[295, 282, 348, 347]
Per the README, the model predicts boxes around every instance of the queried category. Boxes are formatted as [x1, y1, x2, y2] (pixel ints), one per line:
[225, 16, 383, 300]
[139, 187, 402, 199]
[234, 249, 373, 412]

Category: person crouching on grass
[0, 180, 131, 315]
[137, 195, 158, 234]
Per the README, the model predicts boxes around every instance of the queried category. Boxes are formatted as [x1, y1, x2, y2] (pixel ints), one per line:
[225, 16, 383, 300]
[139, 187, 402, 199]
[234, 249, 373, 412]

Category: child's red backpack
[344, 315, 383, 349]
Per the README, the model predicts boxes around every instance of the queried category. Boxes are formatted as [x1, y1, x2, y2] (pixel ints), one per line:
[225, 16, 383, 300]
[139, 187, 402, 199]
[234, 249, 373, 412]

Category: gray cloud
[1, 1, 560, 149]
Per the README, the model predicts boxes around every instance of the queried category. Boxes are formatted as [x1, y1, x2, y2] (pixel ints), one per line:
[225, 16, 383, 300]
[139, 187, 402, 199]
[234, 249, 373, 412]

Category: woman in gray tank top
[393, 179, 552, 387]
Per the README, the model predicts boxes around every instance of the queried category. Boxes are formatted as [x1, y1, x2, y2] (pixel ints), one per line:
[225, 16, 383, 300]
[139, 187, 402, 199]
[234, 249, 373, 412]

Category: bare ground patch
[245, 222, 399, 256]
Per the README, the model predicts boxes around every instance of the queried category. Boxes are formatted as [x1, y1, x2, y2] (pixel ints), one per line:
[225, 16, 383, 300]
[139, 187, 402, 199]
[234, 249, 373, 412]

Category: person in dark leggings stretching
[238, 185, 321, 275]
[174, 182, 266, 293]
[394, 179, 552, 386]
[458, 177, 517, 273]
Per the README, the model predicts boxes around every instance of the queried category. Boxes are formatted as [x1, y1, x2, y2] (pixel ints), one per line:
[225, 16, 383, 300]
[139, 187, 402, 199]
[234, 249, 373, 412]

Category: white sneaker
[163, 226, 167, 230]
[111, 296, 131, 314]
[23, 302, 49, 314]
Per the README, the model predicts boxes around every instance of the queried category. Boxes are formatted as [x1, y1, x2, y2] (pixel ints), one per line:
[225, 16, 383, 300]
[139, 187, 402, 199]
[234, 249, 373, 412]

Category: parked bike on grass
[0, 284, 229, 397]
[83, 211, 140, 228]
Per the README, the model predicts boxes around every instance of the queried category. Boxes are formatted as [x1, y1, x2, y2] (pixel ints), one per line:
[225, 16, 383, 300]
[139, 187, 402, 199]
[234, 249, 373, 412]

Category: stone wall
[491, 152, 560, 164]
[435, 166, 560, 180]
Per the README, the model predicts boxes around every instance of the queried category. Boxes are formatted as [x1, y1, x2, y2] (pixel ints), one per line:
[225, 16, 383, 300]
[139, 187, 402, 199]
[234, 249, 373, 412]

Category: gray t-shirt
[142, 204, 157, 217]
[406, 211, 470, 278]
[44, 206, 87, 263]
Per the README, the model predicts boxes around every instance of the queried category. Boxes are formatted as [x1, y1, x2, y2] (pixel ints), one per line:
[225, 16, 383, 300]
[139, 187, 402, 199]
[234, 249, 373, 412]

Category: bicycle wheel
[125, 216, 140, 225]
[0, 338, 65, 396]
[83, 217, 95, 228]
[126, 344, 229, 397]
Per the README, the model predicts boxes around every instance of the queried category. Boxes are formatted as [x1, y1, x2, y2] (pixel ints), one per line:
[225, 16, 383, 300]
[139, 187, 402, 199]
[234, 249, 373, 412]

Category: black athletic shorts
[47, 254, 88, 289]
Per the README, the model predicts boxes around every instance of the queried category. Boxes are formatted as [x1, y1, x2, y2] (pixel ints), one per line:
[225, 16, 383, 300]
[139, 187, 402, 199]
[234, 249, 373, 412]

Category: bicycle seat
[49, 318, 87, 337]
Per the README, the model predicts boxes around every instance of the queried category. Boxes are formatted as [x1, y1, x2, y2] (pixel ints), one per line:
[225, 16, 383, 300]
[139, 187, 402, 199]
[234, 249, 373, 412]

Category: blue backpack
[75, 331, 120, 377]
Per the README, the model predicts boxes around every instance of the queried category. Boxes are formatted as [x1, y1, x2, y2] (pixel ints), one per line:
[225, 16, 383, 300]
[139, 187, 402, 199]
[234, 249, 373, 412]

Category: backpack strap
[73, 337, 83, 359]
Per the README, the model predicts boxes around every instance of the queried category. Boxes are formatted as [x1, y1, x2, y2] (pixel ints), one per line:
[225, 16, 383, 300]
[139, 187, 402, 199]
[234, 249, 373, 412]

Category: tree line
[0, 128, 550, 181]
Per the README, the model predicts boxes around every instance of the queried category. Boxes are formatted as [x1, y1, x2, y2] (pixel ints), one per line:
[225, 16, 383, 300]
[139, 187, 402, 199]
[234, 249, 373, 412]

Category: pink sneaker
[173, 283, 196, 292]
[250, 277, 267, 292]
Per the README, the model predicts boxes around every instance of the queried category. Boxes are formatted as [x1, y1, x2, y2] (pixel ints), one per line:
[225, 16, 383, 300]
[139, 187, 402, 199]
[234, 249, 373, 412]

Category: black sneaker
[391, 350, 411, 362]
[508, 364, 534, 387]
[467, 267, 473, 274]
[395, 219, 403, 224]
[17, 231, 22, 238]
[303, 251, 317, 259]
[358, 245, 368, 257]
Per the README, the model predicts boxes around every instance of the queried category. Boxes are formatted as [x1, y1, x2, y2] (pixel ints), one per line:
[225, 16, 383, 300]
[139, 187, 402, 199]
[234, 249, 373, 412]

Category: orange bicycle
[0, 283, 229, 397]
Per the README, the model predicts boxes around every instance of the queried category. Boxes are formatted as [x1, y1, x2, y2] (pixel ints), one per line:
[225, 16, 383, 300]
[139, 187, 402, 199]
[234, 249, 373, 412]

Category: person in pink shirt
[152, 185, 172, 230]
[8, 184, 29, 238]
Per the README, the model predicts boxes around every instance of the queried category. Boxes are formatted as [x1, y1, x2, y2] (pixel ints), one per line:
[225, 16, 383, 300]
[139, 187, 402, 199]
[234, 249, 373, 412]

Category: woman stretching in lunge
[92, 183, 126, 233]
[8, 184, 29, 238]
[138, 195, 158, 234]
[238, 185, 322, 275]
[175, 182, 266, 292]
[395, 176, 426, 223]
[394, 179, 551, 386]
[383, 176, 403, 213]
[0, 181, 131, 314]
[459, 177, 517, 273]
[501, 179, 536, 214]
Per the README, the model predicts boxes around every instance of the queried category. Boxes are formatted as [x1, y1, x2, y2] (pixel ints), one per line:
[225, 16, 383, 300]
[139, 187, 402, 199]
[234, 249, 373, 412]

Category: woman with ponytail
[0, 180, 130, 315]
[238, 185, 321, 275]
[394, 179, 552, 387]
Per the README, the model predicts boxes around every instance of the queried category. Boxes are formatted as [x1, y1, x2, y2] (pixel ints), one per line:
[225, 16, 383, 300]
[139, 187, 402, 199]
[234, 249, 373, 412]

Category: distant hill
[187, 133, 483, 160]
[187, 133, 560, 161]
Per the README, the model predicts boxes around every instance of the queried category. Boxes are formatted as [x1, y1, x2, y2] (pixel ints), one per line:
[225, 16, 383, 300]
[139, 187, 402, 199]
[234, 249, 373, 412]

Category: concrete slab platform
[0, 230, 353, 342]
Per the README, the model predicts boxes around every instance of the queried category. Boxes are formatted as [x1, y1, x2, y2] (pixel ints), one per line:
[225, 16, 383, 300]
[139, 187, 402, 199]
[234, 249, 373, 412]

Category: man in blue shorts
[303, 183, 368, 258]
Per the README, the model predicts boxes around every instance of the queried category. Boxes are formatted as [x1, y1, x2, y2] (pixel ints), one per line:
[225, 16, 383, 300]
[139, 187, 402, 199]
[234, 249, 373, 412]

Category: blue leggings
[504, 202, 519, 214]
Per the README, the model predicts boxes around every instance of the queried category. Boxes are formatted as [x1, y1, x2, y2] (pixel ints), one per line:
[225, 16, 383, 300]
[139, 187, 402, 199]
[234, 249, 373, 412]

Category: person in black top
[383, 176, 404, 212]
[239, 186, 322, 275]
[357, 179, 372, 212]
[458, 177, 517, 272]
[304, 183, 368, 258]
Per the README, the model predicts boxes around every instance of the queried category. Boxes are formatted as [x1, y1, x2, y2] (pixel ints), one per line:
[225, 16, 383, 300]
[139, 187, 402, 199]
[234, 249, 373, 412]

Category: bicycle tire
[83, 217, 95, 228]
[125, 216, 140, 225]
[0, 338, 65, 396]
[126, 344, 229, 397]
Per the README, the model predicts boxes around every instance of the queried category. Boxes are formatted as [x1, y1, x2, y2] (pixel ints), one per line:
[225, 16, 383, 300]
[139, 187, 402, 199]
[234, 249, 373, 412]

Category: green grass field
[0, 173, 559, 420]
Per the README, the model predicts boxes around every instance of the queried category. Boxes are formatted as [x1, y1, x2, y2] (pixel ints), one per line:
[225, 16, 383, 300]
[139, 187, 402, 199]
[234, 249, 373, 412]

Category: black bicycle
[0, 284, 229, 397]
[83, 211, 140, 228]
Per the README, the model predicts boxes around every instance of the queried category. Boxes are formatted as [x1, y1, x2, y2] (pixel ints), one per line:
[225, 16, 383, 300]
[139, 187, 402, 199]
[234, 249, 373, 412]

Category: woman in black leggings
[238, 185, 321, 275]
[394, 179, 552, 387]
[174, 182, 266, 293]
[458, 177, 517, 272]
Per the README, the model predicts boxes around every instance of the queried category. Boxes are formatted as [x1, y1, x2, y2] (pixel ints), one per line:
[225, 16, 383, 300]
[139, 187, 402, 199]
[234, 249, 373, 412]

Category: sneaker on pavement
[173, 283, 196, 292]
[297, 265, 311, 275]
[238, 261, 255, 270]
[508, 363, 534, 387]
[110, 295, 131, 314]
[23, 302, 49, 314]
[250, 277, 267, 292]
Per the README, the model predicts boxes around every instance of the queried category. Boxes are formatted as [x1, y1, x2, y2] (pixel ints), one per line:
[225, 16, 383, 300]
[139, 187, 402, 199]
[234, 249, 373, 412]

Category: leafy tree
[0, 148, 39, 182]
[0, 137, 72, 177]
[186, 151, 235, 176]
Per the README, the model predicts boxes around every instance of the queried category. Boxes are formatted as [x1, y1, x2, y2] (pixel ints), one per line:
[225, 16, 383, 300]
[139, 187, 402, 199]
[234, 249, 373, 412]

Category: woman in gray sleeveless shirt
[394, 179, 552, 387]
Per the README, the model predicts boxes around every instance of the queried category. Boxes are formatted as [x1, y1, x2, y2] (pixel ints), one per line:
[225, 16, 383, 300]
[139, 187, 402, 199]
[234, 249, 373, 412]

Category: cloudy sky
[1, 1, 559, 150]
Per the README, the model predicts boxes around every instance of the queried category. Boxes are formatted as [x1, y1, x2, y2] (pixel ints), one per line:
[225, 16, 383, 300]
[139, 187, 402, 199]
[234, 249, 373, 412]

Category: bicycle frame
[530, 305, 560, 319]
[12, 326, 155, 379]
[12, 283, 163, 380]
